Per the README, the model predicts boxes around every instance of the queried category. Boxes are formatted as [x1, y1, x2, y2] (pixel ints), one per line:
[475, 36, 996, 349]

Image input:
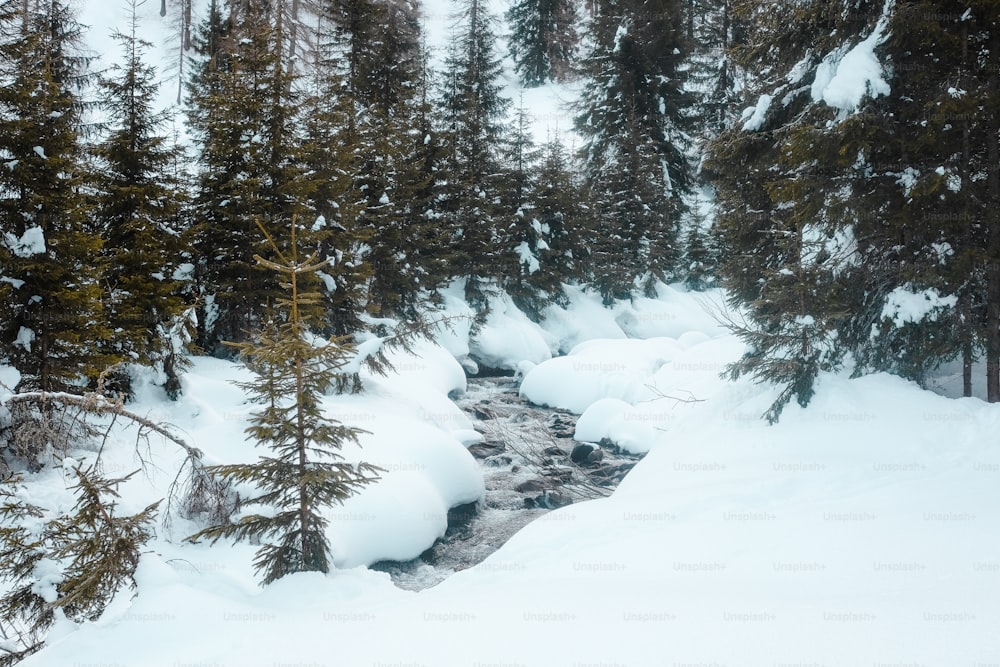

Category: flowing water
[371, 375, 642, 591]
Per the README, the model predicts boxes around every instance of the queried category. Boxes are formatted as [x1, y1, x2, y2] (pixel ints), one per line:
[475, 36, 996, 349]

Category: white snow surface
[811, 0, 893, 112]
[23, 3, 996, 665]
[880, 285, 958, 326]
[4, 225, 45, 258]
[741, 93, 772, 131]
[12, 281, 1000, 667]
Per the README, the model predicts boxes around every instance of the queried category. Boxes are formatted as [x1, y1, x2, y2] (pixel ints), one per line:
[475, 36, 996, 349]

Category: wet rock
[548, 413, 577, 438]
[446, 502, 479, 537]
[468, 440, 506, 458]
[471, 405, 500, 420]
[534, 490, 573, 509]
[484, 454, 513, 467]
[515, 478, 550, 493]
[376, 376, 642, 592]
[570, 443, 595, 464]
[542, 468, 574, 483]
[598, 437, 623, 455]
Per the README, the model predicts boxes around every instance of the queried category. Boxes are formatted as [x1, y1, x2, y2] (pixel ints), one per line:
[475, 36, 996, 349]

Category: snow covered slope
[15, 282, 1000, 667]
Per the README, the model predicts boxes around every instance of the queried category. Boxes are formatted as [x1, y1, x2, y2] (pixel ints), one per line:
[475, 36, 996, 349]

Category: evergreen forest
[0, 0, 998, 424]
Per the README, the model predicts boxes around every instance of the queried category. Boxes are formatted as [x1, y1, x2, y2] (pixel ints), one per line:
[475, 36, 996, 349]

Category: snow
[811, 0, 893, 112]
[32, 146, 46, 160]
[10, 1, 998, 664]
[741, 93, 772, 131]
[516, 240, 540, 273]
[4, 225, 46, 257]
[18, 296, 1000, 665]
[13, 326, 35, 352]
[171, 262, 194, 282]
[880, 285, 958, 327]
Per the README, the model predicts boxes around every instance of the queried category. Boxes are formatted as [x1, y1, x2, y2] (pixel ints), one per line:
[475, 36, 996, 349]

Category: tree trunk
[986, 30, 1000, 402]
[961, 291, 973, 397]
[960, 23, 973, 399]
[183, 0, 192, 50]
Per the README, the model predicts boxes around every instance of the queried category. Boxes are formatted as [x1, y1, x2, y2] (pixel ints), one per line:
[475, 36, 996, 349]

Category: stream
[370, 375, 643, 591]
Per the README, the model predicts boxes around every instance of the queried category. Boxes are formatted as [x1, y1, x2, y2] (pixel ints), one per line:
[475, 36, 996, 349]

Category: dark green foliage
[298, 7, 372, 333]
[93, 2, 193, 396]
[0, 467, 159, 666]
[574, 0, 694, 303]
[185, 0, 311, 353]
[364, 42, 456, 318]
[438, 0, 512, 308]
[504, 132, 583, 317]
[705, 0, 890, 420]
[315, 0, 447, 321]
[682, 217, 719, 291]
[845, 1, 1000, 397]
[0, 0, 112, 392]
[188, 221, 381, 584]
[721, 225, 850, 423]
[506, 0, 580, 86]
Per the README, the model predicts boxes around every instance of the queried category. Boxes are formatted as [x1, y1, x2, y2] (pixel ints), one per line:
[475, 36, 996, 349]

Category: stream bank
[371, 375, 642, 590]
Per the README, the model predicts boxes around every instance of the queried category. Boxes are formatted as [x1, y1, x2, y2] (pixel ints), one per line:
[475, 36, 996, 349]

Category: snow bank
[24, 333, 1000, 667]
[880, 285, 958, 326]
[433, 280, 726, 372]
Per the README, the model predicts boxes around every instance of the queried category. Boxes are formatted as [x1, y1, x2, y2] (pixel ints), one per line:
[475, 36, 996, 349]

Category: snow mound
[24, 335, 1000, 667]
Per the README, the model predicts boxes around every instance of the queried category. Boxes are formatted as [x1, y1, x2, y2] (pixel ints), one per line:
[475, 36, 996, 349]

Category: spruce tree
[93, 1, 193, 396]
[506, 0, 580, 86]
[706, 0, 888, 420]
[188, 220, 380, 584]
[438, 0, 512, 308]
[0, 0, 111, 392]
[316, 0, 444, 320]
[186, 0, 314, 353]
[501, 121, 583, 316]
[574, 0, 694, 303]
[0, 467, 159, 666]
[847, 1, 1000, 397]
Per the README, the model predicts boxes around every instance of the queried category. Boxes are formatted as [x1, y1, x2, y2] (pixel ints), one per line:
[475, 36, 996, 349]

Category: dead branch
[5, 391, 201, 462]
[639, 385, 706, 406]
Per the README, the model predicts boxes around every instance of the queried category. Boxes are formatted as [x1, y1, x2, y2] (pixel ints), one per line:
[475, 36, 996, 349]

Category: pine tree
[93, 0, 193, 397]
[501, 122, 583, 316]
[370, 39, 455, 316]
[186, 0, 315, 353]
[498, 102, 541, 310]
[188, 220, 380, 584]
[574, 0, 694, 303]
[0, 467, 159, 666]
[438, 0, 512, 308]
[706, 0, 888, 421]
[847, 1, 1000, 397]
[506, 0, 580, 86]
[316, 0, 445, 320]
[0, 0, 111, 392]
[297, 6, 371, 334]
[682, 215, 719, 291]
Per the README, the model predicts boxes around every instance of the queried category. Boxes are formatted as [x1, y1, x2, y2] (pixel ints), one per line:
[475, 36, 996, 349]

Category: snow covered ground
[9, 281, 1000, 667]
[27, 5, 994, 666]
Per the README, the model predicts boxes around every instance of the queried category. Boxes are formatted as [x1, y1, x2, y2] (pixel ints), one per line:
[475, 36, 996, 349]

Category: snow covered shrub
[0, 466, 159, 666]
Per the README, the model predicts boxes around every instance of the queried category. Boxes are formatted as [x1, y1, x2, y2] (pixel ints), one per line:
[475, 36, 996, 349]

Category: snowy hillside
[9, 281, 999, 666]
